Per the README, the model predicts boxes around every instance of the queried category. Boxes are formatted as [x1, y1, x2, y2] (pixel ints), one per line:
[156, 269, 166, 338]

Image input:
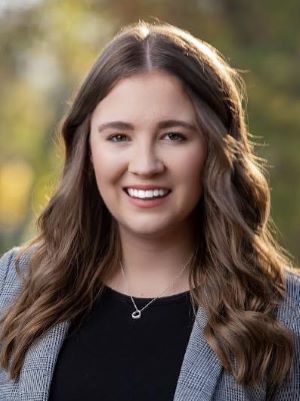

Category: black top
[48, 285, 196, 401]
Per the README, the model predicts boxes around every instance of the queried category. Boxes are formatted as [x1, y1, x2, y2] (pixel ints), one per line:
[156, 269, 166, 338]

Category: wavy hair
[0, 20, 298, 389]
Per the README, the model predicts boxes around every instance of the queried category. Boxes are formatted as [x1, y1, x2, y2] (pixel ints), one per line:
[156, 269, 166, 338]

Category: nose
[128, 143, 165, 176]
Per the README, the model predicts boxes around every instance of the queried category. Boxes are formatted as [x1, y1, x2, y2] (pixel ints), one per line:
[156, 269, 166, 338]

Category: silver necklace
[119, 253, 193, 319]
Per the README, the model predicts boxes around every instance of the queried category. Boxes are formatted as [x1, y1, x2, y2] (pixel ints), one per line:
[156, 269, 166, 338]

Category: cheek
[176, 149, 206, 207]
[175, 146, 206, 183]
[91, 147, 125, 188]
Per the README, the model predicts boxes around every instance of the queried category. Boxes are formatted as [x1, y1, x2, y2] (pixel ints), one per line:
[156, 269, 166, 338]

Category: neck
[106, 221, 197, 298]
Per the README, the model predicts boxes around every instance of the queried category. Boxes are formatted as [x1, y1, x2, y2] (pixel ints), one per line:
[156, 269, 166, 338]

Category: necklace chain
[119, 253, 193, 319]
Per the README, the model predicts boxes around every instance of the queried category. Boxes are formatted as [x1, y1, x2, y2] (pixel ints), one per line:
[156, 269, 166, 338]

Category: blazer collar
[174, 306, 222, 400]
[19, 321, 70, 401]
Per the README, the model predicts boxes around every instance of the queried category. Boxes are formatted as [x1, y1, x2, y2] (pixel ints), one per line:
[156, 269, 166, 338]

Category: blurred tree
[0, 0, 299, 265]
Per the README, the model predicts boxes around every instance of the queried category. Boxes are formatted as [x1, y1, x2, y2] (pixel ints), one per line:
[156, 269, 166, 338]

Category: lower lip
[124, 190, 171, 208]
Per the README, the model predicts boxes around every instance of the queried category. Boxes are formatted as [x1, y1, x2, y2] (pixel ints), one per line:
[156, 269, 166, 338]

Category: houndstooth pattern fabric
[0, 247, 299, 401]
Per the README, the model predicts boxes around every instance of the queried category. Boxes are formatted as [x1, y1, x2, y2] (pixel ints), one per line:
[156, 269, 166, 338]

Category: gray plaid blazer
[0, 247, 299, 401]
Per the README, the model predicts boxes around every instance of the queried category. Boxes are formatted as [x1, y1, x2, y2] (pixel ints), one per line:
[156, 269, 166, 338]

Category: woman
[0, 20, 299, 401]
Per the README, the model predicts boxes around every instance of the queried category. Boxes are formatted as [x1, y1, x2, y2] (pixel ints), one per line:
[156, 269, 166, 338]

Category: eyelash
[106, 132, 187, 143]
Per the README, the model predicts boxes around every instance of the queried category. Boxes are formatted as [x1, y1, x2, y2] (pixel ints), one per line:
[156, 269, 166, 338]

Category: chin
[131, 226, 165, 236]
[125, 222, 177, 238]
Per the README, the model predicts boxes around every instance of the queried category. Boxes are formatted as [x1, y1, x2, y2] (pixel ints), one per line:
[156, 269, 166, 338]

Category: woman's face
[89, 70, 207, 239]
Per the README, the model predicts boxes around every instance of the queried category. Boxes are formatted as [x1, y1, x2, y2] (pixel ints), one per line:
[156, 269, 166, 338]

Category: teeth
[127, 188, 169, 199]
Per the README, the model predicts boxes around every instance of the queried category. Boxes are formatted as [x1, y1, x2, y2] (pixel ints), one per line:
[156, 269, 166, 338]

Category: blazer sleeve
[0, 247, 19, 298]
[268, 271, 300, 400]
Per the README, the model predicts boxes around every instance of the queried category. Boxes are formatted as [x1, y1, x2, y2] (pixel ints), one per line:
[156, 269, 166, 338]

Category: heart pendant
[132, 310, 141, 319]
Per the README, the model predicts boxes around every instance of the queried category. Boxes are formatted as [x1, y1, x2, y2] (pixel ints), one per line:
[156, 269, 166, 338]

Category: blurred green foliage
[0, 0, 299, 265]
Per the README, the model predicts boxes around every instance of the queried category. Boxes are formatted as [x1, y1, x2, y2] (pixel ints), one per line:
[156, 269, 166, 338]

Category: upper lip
[123, 185, 171, 190]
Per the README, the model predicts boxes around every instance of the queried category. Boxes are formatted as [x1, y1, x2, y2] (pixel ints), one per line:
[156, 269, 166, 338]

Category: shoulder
[277, 269, 300, 331]
[283, 269, 300, 309]
[0, 245, 36, 307]
[0, 247, 20, 293]
[285, 269, 300, 301]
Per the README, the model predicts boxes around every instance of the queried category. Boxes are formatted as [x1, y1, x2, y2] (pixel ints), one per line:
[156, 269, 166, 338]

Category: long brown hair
[0, 20, 298, 389]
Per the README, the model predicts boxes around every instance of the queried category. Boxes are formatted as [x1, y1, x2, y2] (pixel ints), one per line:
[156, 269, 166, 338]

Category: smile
[125, 188, 171, 199]
[123, 188, 171, 208]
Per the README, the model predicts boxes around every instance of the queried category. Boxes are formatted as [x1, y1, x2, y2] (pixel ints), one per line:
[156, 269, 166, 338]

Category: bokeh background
[0, 0, 299, 265]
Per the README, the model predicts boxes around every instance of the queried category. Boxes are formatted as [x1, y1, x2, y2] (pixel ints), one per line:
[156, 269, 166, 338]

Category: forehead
[91, 70, 197, 122]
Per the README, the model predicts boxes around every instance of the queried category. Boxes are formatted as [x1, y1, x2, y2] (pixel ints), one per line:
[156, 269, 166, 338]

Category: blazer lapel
[174, 307, 222, 401]
[18, 306, 222, 401]
[20, 320, 70, 401]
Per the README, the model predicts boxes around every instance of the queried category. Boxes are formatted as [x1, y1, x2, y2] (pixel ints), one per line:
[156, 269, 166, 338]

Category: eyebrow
[97, 119, 197, 132]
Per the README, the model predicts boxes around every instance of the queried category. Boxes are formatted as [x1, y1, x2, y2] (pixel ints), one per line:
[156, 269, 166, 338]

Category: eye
[106, 132, 187, 143]
[107, 134, 129, 142]
[163, 132, 187, 142]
